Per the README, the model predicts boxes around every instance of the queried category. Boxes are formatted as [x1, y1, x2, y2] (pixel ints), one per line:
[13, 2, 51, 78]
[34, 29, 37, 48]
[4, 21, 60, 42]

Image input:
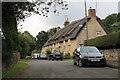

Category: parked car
[38, 53, 47, 60]
[49, 52, 63, 61]
[73, 46, 106, 67]
[31, 53, 40, 59]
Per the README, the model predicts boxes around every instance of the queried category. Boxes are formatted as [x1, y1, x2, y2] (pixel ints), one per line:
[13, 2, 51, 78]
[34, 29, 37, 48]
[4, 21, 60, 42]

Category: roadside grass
[21, 58, 30, 62]
[63, 58, 73, 61]
[2, 59, 28, 79]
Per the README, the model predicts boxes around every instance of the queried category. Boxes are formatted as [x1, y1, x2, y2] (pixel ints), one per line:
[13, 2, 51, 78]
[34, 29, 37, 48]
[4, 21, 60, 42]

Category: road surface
[13, 60, 118, 78]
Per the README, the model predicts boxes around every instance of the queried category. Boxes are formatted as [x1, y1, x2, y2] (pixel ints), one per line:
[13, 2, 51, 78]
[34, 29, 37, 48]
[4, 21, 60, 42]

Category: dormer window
[96, 31, 101, 36]
[79, 25, 83, 27]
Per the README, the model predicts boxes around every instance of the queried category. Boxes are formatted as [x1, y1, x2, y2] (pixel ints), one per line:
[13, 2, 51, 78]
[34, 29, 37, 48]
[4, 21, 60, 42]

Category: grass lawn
[63, 58, 73, 61]
[2, 59, 28, 79]
[21, 58, 30, 62]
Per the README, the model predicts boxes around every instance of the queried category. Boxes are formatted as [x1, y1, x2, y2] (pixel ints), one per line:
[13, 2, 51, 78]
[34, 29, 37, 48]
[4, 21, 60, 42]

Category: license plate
[56, 57, 60, 58]
[91, 59, 100, 62]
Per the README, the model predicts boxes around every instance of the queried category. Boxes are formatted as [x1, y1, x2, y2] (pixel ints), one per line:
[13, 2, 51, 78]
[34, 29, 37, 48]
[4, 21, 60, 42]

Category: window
[68, 45, 71, 51]
[59, 46, 61, 51]
[96, 31, 101, 36]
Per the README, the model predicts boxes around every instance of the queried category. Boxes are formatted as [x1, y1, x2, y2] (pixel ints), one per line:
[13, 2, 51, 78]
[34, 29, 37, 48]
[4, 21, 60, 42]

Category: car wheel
[60, 58, 62, 61]
[52, 57, 54, 61]
[74, 61, 77, 65]
[48, 57, 51, 61]
[78, 60, 83, 67]
[57, 59, 59, 61]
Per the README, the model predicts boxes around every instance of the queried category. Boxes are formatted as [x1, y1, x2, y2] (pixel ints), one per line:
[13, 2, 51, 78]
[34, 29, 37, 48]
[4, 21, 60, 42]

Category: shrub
[25, 56, 31, 59]
[63, 53, 72, 59]
[46, 49, 51, 56]
[84, 31, 120, 50]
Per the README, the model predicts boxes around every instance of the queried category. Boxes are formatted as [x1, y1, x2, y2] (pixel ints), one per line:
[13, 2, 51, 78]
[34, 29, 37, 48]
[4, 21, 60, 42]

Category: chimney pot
[88, 8, 96, 17]
[64, 18, 70, 27]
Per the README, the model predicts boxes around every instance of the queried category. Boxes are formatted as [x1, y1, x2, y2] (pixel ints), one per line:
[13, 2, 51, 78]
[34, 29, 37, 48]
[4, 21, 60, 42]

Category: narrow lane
[13, 60, 118, 78]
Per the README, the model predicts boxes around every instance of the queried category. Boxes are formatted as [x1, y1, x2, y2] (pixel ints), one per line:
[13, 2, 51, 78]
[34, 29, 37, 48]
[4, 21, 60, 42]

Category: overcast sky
[18, 0, 119, 37]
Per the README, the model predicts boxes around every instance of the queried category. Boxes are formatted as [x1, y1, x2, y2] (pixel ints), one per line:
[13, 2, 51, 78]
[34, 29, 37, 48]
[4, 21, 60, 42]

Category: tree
[2, 3, 20, 68]
[18, 31, 35, 58]
[110, 22, 120, 33]
[102, 13, 120, 33]
[35, 27, 58, 50]
[102, 13, 117, 28]
[36, 31, 48, 50]
[47, 27, 58, 36]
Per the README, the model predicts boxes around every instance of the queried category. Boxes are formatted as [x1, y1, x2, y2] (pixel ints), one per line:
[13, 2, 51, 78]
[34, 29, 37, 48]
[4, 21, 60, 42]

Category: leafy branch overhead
[14, 0, 68, 24]
[2, 0, 68, 69]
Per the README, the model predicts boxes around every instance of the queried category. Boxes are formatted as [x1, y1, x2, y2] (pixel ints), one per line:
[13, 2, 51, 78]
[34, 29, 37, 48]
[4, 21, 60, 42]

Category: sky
[18, 0, 119, 37]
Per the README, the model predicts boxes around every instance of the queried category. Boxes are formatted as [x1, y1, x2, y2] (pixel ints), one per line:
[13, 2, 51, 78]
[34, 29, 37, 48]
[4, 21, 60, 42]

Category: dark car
[73, 46, 106, 67]
[38, 53, 47, 60]
[49, 52, 63, 61]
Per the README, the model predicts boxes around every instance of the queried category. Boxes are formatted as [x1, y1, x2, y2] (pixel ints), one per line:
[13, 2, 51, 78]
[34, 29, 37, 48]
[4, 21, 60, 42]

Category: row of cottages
[41, 8, 108, 56]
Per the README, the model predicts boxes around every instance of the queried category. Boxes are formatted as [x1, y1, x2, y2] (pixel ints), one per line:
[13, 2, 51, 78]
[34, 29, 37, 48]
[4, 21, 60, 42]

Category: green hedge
[84, 31, 120, 50]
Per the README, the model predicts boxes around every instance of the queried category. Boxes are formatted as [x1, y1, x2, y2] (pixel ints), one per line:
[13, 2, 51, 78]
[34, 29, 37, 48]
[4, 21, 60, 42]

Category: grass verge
[2, 60, 28, 79]
[63, 58, 73, 61]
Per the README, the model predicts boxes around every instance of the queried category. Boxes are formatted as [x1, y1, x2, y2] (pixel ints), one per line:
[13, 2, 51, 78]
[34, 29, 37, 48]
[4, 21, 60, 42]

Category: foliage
[47, 27, 58, 36]
[63, 53, 72, 59]
[2, 61, 28, 79]
[84, 31, 120, 50]
[32, 50, 41, 54]
[46, 49, 52, 56]
[18, 31, 35, 58]
[2, 3, 20, 69]
[102, 13, 120, 33]
[35, 27, 58, 50]
[63, 58, 73, 61]
[25, 56, 31, 59]
[36, 31, 49, 50]
[110, 22, 120, 33]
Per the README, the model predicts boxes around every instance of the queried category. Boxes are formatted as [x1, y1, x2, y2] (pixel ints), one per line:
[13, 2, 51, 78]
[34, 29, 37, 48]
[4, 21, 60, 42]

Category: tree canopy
[35, 27, 58, 50]
[102, 13, 120, 33]
[18, 31, 35, 58]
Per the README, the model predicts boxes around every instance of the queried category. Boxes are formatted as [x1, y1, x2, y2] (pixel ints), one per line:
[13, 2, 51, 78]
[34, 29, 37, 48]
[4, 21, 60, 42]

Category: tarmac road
[13, 60, 118, 78]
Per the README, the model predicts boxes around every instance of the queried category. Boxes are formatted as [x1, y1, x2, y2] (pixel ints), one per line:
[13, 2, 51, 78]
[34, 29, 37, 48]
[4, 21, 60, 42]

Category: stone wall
[12, 52, 20, 64]
[100, 49, 120, 61]
[2, 52, 20, 71]
[100, 49, 120, 68]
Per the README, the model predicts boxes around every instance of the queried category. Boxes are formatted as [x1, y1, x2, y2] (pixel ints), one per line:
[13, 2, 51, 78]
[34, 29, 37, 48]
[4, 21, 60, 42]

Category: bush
[46, 49, 51, 56]
[63, 53, 72, 59]
[84, 31, 120, 50]
[25, 56, 31, 59]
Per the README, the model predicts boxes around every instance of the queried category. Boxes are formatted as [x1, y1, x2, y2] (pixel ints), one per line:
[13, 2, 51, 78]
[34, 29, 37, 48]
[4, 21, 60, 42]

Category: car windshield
[80, 47, 100, 53]
[53, 52, 60, 54]
[40, 54, 46, 57]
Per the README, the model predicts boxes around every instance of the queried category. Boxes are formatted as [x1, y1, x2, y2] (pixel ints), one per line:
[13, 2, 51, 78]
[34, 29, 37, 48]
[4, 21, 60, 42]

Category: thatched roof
[43, 17, 107, 47]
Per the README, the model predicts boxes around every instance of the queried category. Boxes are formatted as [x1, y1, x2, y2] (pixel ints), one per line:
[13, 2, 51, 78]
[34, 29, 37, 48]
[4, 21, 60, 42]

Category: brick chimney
[88, 7, 96, 17]
[64, 18, 70, 27]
